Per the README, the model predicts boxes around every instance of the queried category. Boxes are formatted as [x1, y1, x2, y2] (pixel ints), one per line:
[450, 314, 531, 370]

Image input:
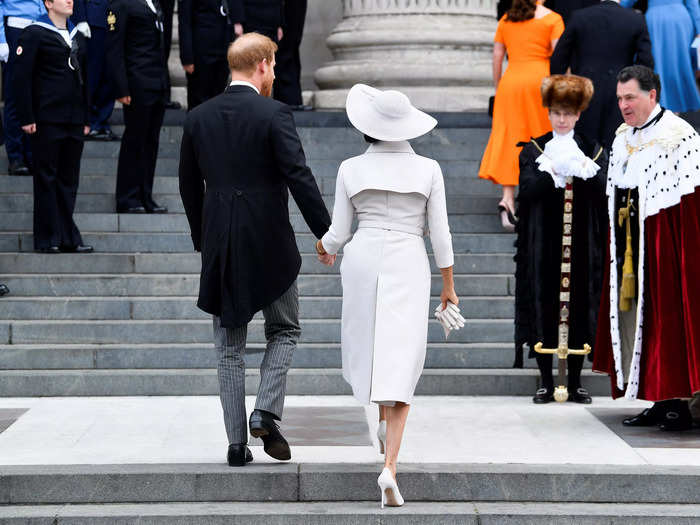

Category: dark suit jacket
[179, 85, 331, 328]
[14, 21, 88, 127]
[106, 0, 168, 105]
[550, 1, 653, 148]
[73, 0, 109, 28]
[178, 0, 235, 65]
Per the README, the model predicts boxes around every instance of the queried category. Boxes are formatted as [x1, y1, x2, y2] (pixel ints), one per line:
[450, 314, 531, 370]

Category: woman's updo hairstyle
[540, 75, 594, 113]
[506, 0, 537, 22]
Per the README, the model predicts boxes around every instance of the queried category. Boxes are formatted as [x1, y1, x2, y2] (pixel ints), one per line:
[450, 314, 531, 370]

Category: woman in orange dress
[479, 0, 564, 230]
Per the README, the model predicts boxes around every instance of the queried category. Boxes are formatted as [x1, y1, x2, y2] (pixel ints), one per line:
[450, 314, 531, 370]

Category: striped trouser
[213, 282, 300, 445]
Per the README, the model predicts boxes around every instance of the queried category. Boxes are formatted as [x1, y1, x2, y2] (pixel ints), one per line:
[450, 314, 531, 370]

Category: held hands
[315, 239, 336, 266]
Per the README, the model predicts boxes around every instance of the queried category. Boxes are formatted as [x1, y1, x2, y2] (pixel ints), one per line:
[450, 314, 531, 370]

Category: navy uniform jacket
[73, 0, 109, 28]
[14, 16, 88, 127]
[243, 0, 283, 33]
[105, 0, 168, 105]
[178, 0, 237, 65]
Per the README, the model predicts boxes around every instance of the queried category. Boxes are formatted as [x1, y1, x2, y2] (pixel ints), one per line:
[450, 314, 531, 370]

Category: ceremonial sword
[534, 174, 591, 402]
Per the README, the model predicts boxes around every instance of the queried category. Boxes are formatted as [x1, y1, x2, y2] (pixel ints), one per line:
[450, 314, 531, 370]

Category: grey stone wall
[300, 1, 343, 91]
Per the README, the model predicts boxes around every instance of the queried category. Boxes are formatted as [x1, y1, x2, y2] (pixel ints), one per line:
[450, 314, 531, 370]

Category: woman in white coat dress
[316, 84, 458, 508]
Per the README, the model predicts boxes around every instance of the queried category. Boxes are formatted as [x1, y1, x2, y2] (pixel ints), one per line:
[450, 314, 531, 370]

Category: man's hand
[234, 23, 243, 37]
[76, 21, 91, 39]
[0, 43, 9, 63]
[118, 96, 131, 105]
[317, 253, 336, 266]
[183, 64, 194, 74]
[84, 125, 90, 135]
[277, 27, 283, 41]
[22, 123, 37, 134]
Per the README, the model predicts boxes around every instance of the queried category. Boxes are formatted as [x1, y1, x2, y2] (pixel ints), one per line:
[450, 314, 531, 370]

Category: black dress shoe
[0, 284, 9, 296]
[103, 129, 120, 141]
[8, 160, 30, 176]
[36, 246, 60, 254]
[165, 100, 182, 110]
[249, 409, 291, 460]
[658, 401, 693, 431]
[61, 244, 94, 253]
[145, 203, 168, 214]
[118, 206, 146, 214]
[227, 443, 254, 467]
[568, 387, 592, 404]
[85, 129, 102, 141]
[533, 387, 554, 404]
[622, 407, 659, 427]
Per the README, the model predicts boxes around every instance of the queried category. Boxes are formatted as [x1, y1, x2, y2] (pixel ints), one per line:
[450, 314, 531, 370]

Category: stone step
[0, 173, 500, 197]
[0, 296, 513, 320]
[0, 253, 516, 275]
[0, 193, 502, 215]
[0, 319, 513, 344]
[1, 501, 697, 524]
[0, 369, 608, 397]
[0, 463, 696, 505]
[0, 211, 506, 234]
[0, 343, 528, 370]
[1, 273, 513, 297]
[1, 232, 515, 254]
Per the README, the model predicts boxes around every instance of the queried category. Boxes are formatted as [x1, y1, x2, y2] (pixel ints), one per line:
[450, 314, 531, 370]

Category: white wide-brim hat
[346, 84, 437, 142]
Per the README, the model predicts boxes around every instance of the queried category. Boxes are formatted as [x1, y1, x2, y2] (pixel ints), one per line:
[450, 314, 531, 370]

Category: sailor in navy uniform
[14, 4, 93, 253]
[106, 0, 169, 213]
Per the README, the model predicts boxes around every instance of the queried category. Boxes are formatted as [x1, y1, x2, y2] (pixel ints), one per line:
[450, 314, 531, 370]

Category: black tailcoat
[106, 0, 169, 105]
[550, 1, 654, 149]
[514, 132, 608, 367]
[179, 85, 331, 328]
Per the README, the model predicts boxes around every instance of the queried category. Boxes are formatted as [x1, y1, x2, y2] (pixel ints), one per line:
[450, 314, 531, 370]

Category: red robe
[593, 110, 700, 401]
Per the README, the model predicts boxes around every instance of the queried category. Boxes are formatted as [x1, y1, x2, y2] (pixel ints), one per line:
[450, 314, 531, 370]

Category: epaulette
[615, 123, 629, 136]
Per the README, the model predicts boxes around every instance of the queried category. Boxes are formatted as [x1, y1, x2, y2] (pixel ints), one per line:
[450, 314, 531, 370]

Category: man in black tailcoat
[550, 0, 654, 148]
[273, 0, 307, 108]
[178, 0, 242, 109]
[179, 32, 330, 467]
[106, 0, 169, 213]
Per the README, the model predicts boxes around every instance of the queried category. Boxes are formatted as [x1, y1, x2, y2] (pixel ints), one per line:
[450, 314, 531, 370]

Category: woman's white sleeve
[427, 161, 454, 268]
[320, 165, 354, 255]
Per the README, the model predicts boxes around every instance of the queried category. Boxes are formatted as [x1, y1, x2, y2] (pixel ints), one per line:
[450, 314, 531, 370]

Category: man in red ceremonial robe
[593, 65, 700, 431]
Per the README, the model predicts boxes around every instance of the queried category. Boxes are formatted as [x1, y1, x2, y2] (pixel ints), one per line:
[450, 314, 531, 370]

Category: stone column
[313, 0, 497, 112]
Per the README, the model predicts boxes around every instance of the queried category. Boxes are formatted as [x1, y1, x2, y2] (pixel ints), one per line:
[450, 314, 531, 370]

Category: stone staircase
[0, 112, 608, 396]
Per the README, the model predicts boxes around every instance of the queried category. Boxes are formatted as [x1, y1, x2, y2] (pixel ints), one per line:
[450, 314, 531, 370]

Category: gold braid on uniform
[618, 188, 635, 311]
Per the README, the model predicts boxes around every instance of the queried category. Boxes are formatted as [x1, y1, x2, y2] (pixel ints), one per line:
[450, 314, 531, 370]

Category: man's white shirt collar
[229, 80, 260, 94]
[641, 104, 662, 127]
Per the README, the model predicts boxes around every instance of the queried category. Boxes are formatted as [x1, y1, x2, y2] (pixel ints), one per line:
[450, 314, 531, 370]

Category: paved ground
[0, 395, 698, 467]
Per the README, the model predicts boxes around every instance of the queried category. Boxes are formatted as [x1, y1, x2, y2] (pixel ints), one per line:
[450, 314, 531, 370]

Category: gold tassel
[618, 189, 636, 312]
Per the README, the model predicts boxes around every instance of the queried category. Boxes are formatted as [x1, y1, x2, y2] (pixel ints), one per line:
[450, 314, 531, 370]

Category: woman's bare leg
[384, 402, 410, 478]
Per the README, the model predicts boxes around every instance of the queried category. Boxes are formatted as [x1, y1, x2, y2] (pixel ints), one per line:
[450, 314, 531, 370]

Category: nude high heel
[377, 467, 404, 508]
[377, 420, 386, 454]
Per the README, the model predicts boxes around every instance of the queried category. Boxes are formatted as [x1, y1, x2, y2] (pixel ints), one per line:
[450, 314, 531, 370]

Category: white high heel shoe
[377, 467, 404, 508]
[377, 420, 386, 454]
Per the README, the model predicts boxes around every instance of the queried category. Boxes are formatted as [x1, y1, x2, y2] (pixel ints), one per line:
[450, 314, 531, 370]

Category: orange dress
[479, 12, 565, 186]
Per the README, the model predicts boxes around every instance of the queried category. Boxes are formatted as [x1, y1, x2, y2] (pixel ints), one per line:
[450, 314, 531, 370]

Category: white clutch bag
[434, 302, 466, 339]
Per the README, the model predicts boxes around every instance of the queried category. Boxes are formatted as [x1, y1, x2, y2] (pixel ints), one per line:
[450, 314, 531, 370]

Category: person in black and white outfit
[106, 0, 169, 214]
[14, 0, 93, 253]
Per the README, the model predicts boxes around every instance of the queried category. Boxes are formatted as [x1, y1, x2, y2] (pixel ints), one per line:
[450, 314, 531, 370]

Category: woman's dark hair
[364, 134, 379, 143]
[506, 0, 537, 22]
[617, 65, 661, 100]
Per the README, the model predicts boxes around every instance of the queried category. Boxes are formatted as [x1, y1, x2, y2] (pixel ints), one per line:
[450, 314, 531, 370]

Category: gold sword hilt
[533, 343, 592, 402]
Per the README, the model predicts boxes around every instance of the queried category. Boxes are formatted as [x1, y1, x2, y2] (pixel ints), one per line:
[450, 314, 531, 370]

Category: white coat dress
[321, 140, 454, 405]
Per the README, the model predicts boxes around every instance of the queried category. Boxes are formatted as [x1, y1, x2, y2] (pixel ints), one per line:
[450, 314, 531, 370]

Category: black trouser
[273, 0, 307, 106]
[186, 60, 229, 110]
[30, 124, 84, 249]
[536, 354, 584, 391]
[116, 102, 165, 211]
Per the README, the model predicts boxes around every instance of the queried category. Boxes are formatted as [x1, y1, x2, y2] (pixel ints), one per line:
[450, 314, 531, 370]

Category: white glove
[434, 302, 466, 339]
[551, 154, 583, 179]
[76, 22, 91, 39]
[0, 43, 9, 63]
